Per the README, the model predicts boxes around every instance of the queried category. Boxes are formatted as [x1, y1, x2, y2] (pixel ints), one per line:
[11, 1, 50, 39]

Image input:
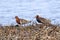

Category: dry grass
[0, 23, 60, 40]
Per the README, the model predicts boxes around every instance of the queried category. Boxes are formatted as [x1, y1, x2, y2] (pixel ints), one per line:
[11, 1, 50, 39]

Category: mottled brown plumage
[15, 16, 31, 25]
[35, 15, 51, 24]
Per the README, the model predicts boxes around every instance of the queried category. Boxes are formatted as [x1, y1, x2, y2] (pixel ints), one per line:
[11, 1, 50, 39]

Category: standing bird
[15, 16, 31, 25]
[35, 15, 51, 25]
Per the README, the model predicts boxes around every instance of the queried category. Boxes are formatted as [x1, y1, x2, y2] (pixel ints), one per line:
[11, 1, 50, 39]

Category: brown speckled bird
[35, 15, 51, 24]
[15, 16, 31, 25]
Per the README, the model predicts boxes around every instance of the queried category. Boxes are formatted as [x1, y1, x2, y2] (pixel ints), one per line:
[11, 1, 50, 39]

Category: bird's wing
[20, 19, 30, 24]
[39, 17, 50, 23]
[39, 17, 46, 21]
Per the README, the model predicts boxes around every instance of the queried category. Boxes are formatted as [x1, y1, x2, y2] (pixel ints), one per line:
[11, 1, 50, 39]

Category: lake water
[0, 0, 60, 25]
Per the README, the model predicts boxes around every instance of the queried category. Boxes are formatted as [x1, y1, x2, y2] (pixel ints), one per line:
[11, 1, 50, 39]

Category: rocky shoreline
[0, 23, 60, 40]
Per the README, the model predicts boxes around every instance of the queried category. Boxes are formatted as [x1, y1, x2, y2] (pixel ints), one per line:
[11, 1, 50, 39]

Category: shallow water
[0, 0, 60, 25]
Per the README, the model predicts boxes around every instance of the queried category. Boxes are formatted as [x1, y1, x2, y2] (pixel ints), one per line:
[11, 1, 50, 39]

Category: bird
[35, 15, 51, 25]
[15, 16, 31, 25]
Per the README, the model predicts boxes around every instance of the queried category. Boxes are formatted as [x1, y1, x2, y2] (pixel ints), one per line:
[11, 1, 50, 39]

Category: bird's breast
[37, 19, 42, 23]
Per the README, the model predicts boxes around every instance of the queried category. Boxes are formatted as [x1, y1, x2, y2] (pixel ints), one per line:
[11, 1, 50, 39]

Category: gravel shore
[0, 24, 60, 40]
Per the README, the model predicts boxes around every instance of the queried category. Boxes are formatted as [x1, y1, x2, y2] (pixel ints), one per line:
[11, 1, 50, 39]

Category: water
[0, 0, 60, 25]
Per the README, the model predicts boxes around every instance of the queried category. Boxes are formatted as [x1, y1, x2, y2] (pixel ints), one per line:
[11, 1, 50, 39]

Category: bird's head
[15, 16, 18, 18]
[35, 15, 40, 18]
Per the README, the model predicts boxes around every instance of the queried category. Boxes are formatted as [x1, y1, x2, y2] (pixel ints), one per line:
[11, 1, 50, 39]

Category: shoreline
[0, 23, 60, 40]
